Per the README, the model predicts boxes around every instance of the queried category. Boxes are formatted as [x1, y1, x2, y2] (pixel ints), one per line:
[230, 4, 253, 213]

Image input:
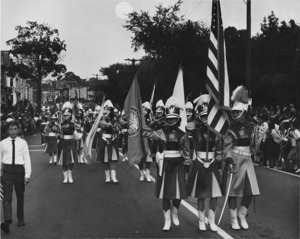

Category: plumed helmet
[142, 101, 151, 111]
[104, 100, 114, 109]
[103, 100, 114, 117]
[63, 108, 72, 117]
[114, 108, 119, 116]
[6, 118, 13, 123]
[121, 109, 125, 116]
[62, 101, 72, 110]
[231, 85, 249, 120]
[165, 96, 182, 119]
[185, 102, 194, 116]
[95, 105, 101, 111]
[51, 114, 57, 119]
[194, 94, 209, 116]
[155, 100, 165, 113]
[78, 102, 83, 110]
[41, 106, 46, 111]
[231, 85, 248, 112]
[45, 110, 51, 116]
[142, 101, 152, 116]
[87, 108, 93, 114]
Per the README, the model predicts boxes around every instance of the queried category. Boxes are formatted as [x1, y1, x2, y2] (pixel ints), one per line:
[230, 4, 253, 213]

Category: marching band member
[119, 110, 129, 162]
[84, 108, 94, 134]
[96, 100, 119, 183]
[143, 96, 191, 231]
[150, 100, 166, 170]
[74, 107, 85, 164]
[93, 105, 101, 149]
[185, 102, 194, 123]
[150, 100, 166, 131]
[58, 109, 78, 184]
[185, 101, 195, 181]
[186, 94, 223, 232]
[138, 101, 154, 182]
[222, 86, 260, 230]
[43, 114, 60, 165]
[39, 108, 48, 146]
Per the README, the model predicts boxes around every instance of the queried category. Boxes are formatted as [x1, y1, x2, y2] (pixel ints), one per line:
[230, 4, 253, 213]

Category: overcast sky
[1, 0, 299, 79]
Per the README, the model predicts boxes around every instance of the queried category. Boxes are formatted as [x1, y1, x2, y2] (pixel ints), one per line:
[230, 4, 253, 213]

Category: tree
[6, 21, 67, 110]
[122, 0, 210, 103]
[58, 71, 82, 83]
[252, 12, 299, 108]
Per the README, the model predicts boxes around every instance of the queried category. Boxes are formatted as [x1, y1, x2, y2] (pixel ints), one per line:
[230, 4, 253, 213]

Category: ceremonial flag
[83, 97, 105, 164]
[172, 65, 187, 132]
[124, 75, 148, 166]
[205, 0, 230, 137]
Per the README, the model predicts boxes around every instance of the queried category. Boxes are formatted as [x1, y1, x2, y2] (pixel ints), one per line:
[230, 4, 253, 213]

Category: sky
[1, 0, 299, 79]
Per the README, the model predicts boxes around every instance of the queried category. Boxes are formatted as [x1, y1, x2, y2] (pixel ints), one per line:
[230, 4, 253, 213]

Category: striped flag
[205, 0, 230, 137]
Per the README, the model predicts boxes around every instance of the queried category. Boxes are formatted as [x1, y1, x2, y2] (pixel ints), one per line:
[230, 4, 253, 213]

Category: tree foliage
[103, 5, 299, 109]
[122, 0, 210, 105]
[58, 71, 81, 83]
[6, 21, 67, 109]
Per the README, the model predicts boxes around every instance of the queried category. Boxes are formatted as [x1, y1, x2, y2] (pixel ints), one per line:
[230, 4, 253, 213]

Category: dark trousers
[1, 164, 25, 223]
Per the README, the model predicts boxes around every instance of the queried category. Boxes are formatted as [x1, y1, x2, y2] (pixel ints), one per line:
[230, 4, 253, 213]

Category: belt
[163, 150, 181, 158]
[48, 132, 56, 136]
[62, 135, 74, 139]
[232, 146, 251, 156]
[196, 151, 215, 159]
[122, 129, 128, 133]
[102, 134, 112, 139]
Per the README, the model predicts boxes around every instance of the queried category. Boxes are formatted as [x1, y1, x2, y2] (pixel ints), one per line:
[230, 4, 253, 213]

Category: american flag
[205, 0, 230, 137]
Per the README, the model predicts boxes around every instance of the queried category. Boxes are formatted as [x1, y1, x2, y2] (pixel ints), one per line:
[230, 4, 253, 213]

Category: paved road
[1, 134, 299, 239]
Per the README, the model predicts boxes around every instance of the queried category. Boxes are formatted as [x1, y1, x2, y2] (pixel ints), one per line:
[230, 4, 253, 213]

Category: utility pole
[246, 0, 251, 98]
[124, 58, 143, 66]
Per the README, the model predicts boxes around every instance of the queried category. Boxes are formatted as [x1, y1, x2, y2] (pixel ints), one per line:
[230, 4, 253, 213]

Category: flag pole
[217, 172, 233, 225]
[246, 0, 252, 98]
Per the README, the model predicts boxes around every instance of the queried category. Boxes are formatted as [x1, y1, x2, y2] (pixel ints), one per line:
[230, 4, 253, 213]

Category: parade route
[1, 134, 299, 239]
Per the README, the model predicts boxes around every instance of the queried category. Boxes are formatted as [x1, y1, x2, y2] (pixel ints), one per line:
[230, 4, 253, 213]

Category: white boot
[198, 210, 206, 231]
[68, 170, 73, 184]
[230, 209, 240, 230]
[238, 206, 249, 229]
[49, 155, 53, 164]
[111, 170, 118, 183]
[208, 209, 218, 232]
[53, 154, 57, 165]
[83, 155, 88, 164]
[78, 153, 83, 164]
[139, 170, 145, 181]
[145, 169, 152, 182]
[63, 171, 68, 184]
[171, 207, 180, 226]
[163, 210, 171, 231]
[105, 170, 111, 183]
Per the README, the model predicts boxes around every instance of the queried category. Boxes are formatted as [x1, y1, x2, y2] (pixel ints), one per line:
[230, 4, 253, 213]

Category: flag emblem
[128, 106, 140, 137]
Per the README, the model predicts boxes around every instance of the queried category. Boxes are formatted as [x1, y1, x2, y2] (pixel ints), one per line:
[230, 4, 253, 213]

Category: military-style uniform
[96, 100, 119, 183]
[138, 101, 155, 182]
[143, 96, 191, 232]
[222, 86, 260, 230]
[58, 109, 78, 184]
[43, 116, 60, 164]
[119, 111, 128, 161]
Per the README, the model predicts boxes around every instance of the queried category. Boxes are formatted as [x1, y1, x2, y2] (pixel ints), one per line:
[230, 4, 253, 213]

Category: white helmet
[231, 86, 248, 120]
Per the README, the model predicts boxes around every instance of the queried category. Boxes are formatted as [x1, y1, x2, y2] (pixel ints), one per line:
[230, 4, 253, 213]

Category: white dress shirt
[0, 136, 32, 178]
